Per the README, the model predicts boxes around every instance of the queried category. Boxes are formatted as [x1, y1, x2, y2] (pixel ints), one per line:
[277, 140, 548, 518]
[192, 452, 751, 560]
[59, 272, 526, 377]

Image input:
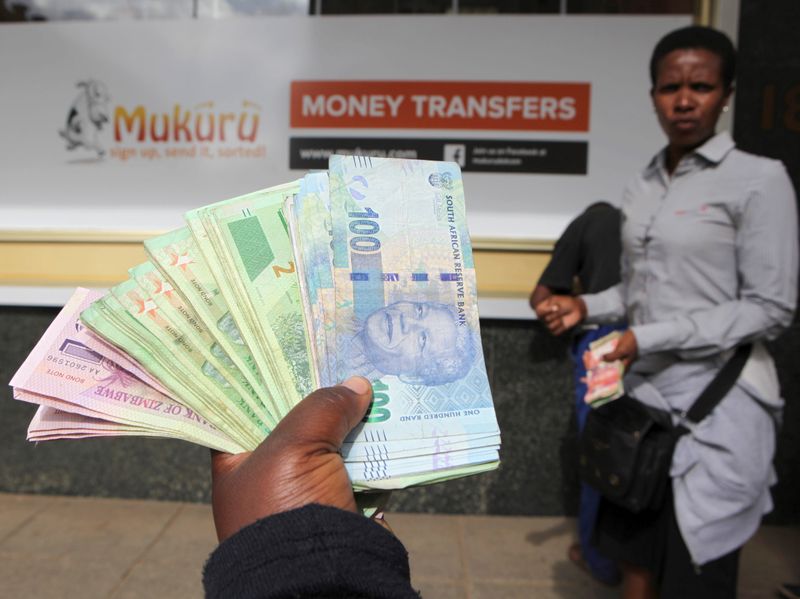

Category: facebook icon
[443, 144, 466, 167]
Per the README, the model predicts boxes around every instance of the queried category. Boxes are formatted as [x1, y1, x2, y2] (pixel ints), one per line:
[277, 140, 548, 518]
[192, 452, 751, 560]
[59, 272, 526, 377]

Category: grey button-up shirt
[583, 131, 798, 564]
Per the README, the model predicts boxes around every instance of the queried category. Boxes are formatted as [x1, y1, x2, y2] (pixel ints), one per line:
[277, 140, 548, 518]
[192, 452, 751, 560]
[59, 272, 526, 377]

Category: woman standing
[539, 26, 798, 598]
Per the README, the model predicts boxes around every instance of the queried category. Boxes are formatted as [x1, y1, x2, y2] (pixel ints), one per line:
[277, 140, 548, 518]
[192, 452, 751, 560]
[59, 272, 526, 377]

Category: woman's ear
[724, 85, 735, 104]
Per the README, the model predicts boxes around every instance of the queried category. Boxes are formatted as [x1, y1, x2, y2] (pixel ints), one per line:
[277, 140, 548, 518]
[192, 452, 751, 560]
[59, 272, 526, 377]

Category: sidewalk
[0, 492, 797, 598]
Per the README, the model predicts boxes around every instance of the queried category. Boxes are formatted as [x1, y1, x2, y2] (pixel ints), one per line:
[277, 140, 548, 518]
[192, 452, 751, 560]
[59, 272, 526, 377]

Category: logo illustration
[428, 172, 453, 190]
[59, 79, 110, 158]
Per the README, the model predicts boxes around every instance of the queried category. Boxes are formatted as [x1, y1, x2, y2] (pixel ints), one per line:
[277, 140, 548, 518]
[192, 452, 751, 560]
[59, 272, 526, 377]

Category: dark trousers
[659, 494, 740, 599]
[595, 486, 741, 599]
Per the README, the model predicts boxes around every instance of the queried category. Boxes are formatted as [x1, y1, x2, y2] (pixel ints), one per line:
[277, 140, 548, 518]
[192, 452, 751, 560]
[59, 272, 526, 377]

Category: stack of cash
[582, 331, 626, 408]
[11, 155, 501, 491]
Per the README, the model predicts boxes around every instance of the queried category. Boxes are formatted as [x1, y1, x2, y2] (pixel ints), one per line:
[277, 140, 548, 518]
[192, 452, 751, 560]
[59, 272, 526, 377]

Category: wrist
[576, 297, 588, 321]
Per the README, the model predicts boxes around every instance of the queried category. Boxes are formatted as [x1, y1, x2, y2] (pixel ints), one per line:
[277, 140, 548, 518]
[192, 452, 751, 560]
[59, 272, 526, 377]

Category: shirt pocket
[655, 201, 737, 263]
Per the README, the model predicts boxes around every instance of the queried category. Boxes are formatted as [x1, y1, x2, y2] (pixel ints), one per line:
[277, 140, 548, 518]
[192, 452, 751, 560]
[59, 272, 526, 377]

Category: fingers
[537, 296, 584, 336]
[269, 376, 373, 451]
[539, 301, 564, 332]
[372, 511, 394, 534]
[601, 331, 637, 367]
[543, 310, 568, 335]
[533, 298, 554, 319]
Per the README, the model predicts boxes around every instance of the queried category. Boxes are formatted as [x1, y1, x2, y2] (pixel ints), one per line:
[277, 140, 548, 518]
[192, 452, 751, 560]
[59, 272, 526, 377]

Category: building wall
[1, 1, 799, 522]
[2, 306, 799, 523]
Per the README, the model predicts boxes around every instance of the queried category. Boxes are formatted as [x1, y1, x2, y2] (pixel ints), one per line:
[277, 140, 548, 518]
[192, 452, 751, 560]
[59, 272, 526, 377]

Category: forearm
[203, 504, 418, 599]
[633, 295, 796, 358]
[580, 283, 626, 324]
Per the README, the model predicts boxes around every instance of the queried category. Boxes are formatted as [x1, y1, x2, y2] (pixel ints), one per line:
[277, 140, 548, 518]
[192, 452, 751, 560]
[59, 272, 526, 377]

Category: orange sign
[291, 81, 590, 131]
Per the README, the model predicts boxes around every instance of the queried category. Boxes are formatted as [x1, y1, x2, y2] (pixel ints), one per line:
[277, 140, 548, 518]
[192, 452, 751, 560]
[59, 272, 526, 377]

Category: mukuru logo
[60, 80, 266, 162]
[59, 79, 111, 158]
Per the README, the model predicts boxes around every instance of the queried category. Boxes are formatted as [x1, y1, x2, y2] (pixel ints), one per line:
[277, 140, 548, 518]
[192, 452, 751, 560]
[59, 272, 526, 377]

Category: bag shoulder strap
[684, 344, 752, 424]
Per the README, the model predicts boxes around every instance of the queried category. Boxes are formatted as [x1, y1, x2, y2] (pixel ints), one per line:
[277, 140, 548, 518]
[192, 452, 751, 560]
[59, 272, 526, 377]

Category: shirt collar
[644, 131, 735, 177]
[694, 131, 735, 164]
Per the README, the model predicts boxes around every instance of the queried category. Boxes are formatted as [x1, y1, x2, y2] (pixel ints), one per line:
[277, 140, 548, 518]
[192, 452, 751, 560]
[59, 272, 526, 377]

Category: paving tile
[0, 492, 56, 543]
[0, 494, 798, 598]
[472, 581, 592, 599]
[111, 503, 216, 599]
[389, 512, 463, 582]
[461, 514, 589, 586]
[591, 581, 623, 599]
[0, 495, 180, 599]
[413, 579, 468, 598]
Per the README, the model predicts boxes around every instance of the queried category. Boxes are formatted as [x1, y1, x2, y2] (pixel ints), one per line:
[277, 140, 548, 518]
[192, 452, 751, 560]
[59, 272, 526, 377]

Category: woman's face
[651, 48, 731, 154]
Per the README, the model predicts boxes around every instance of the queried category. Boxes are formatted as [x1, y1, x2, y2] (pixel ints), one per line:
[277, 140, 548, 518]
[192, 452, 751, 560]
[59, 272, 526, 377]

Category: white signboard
[0, 15, 689, 240]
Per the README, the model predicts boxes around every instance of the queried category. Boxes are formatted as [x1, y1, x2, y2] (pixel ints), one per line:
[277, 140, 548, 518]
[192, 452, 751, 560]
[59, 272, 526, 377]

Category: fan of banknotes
[11, 155, 501, 492]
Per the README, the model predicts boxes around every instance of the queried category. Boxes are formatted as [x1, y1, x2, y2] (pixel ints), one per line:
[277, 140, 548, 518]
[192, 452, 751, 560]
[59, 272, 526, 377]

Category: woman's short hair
[649, 25, 737, 91]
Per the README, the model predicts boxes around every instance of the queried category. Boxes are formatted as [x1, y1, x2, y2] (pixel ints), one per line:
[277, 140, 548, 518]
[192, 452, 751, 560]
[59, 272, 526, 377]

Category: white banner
[0, 15, 689, 240]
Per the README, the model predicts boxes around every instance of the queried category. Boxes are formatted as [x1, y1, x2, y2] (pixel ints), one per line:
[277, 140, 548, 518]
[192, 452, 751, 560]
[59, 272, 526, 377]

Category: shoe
[778, 583, 800, 599]
[567, 543, 621, 587]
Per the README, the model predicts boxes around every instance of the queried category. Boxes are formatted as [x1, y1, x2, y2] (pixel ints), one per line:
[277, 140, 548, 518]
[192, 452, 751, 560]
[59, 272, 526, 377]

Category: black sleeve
[203, 504, 419, 599]
[536, 215, 585, 294]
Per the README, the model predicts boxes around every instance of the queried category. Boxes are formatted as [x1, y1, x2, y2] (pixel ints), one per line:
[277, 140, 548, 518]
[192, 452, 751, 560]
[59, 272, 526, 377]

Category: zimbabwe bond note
[74, 326, 176, 399]
[81, 296, 199, 407]
[205, 183, 315, 410]
[184, 204, 282, 409]
[110, 278, 265, 446]
[129, 261, 277, 429]
[14, 385, 169, 431]
[185, 183, 302, 415]
[328, 155, 500, 444]
[290, 172, 337, 386]
[144, 227, 277, 418]
[10, 288, 243, 453]
[81, 295, 256, 448]
[27, 405, 162, 440]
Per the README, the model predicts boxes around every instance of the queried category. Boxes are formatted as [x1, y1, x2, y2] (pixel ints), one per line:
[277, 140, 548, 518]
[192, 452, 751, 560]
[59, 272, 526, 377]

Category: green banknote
[129, 261, 277, 430]
[80, 295, 257, 448]
[143, 228, 280, 423]
[198, 183, 315, 413]
[110, 278, 264, 447]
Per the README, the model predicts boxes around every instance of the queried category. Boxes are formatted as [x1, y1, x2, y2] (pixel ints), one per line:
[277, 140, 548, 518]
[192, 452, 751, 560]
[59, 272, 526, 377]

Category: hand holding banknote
[210, 376, 373, 542]
[11, 155, 501, 498]
[601, 329, 638, 368]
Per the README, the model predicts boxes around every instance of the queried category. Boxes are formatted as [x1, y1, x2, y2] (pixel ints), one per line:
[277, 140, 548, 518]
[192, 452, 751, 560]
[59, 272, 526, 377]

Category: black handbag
[578, 344, 752, 514]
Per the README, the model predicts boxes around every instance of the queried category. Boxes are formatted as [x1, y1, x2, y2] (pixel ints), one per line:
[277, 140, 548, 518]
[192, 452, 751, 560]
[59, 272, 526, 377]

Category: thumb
[269, 376, 373, 450]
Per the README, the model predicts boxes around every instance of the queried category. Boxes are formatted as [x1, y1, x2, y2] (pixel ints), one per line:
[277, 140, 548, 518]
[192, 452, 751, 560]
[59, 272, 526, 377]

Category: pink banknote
[74, 325, 176, 400]
[10, 288, 243, 454]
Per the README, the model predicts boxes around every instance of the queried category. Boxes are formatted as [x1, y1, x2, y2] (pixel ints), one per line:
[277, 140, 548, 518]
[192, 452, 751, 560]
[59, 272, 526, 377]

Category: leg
[578, 482, 621, 584]
[658, 499, 740, 599]
[621, 561, 658, 599]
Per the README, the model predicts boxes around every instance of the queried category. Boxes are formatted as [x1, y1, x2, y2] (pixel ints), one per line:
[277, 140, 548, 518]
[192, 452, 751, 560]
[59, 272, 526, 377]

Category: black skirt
[593, 484, 740, 599]
[593, 489, 671, 577]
